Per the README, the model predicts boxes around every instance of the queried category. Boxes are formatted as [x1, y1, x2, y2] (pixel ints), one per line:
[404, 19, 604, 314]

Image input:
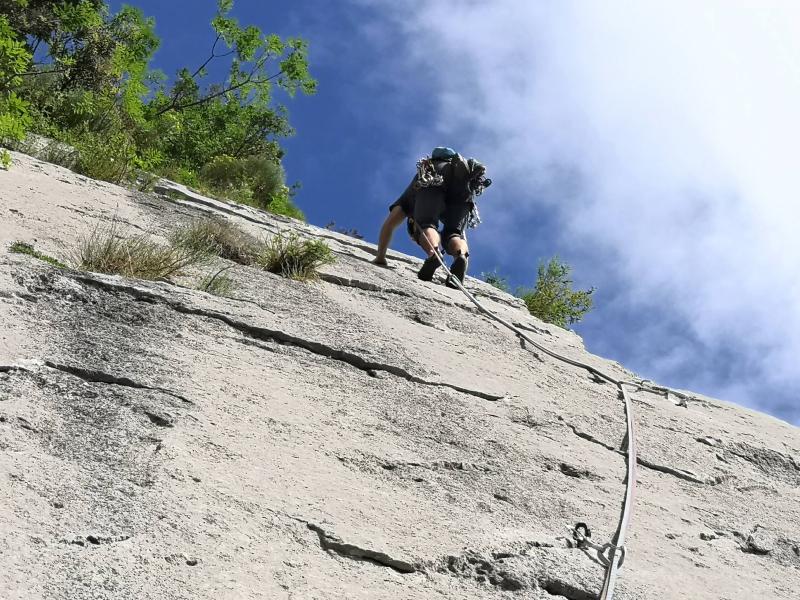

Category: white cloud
[361, 0, 800, 420]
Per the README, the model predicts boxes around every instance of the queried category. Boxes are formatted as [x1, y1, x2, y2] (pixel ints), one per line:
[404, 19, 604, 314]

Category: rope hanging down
[415, 237, 636, 600]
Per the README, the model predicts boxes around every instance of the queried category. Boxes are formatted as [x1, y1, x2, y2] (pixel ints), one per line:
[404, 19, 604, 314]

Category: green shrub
[261, 186, 305, 220]
[519, 257, 594, 328]
[8, 241, 66, 268]
[7, 0, 315, 192]
[198, 154, 247, 190]
[73, 220, 205, 280]
[0, 14, 33, 169]
[71, 129, 136, 183]
[255, 232, 334, 281]
[481, 270, 510, 293]
[197, 267, 236, 296]
[171, 217, 258, 264]
[324, 222, 364, 240]
[197, 154, 305, 220]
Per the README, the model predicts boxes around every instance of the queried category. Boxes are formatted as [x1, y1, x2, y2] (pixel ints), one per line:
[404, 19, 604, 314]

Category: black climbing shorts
[392, 174, 471, 243]
[389, 179, 416, 216]
[412, 186, 446, 231]
[439, 200, 471, 242]
[413, 186, 471, 242]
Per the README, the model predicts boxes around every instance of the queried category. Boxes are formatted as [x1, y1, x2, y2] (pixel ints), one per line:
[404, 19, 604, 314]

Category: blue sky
[112, 1, 799, 425]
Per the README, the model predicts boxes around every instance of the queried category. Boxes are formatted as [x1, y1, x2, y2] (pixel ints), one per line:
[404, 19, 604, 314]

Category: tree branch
[153, 69, 283, 116]
[189, 34, 222, 79]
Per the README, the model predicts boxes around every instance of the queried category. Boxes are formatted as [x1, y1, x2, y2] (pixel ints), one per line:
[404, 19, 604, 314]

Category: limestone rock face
[1, 152, 799, 599]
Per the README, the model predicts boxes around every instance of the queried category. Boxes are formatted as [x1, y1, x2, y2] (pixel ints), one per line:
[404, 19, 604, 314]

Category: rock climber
[372, 147, 491, 287]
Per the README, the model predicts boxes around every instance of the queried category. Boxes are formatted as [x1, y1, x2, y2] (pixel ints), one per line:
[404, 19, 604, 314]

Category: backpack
[415, 148, 490, 198]
[410, 148, 492, 234]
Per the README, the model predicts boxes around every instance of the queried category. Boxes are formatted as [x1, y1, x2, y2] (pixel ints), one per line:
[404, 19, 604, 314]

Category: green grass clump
[8, 241, 67, 268]
[196, 267, 236, 297]
[171, 218, 258, 264]
[73, 221, 205, 280]
[255, 232, 335, 281]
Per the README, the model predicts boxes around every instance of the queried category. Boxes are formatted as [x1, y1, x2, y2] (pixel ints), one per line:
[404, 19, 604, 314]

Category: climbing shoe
[417, 255, 440, 281]
[446, 253, 468, 288]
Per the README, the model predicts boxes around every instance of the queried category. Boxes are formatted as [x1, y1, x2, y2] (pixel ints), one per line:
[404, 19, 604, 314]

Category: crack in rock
[566, 423, 707, 484]
[305, 523, 416, 573]
[567, 424, 617, 452]
[510, 322, 553, 336]
[61, 534, 131, 547]
[635, 457, 706, 484]
[17, 416, 38, 432]
[143, 410, 174, 428]
[381, 459, 493, 473]
[318, 273, 411, 297]
[43, 360, 192, 405]
[71, 273, 505, 402]
[409, 310, 446, 331]
[558, 462, 603, 481]
[697, 436, 723, 447]
[155, 183, 283, 231]
[539, 577, 596, 600]
[470, 289, 526, 310]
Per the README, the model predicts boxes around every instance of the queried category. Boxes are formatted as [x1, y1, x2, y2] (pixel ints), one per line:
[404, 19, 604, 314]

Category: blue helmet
[431, 146, 458, 160]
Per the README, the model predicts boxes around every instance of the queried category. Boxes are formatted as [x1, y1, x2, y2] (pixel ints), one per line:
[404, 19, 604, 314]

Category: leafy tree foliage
[146, 0, 314, 174]
[0, 10, 32, 168]
[519, 257, 594, 328]
[2, 0, 315, 219]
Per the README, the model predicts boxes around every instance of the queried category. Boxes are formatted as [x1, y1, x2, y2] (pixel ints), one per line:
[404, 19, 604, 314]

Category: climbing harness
[415, 234, 637, 600]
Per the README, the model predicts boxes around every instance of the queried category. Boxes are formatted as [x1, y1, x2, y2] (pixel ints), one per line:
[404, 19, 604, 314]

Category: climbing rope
[414, 237, 636, 600]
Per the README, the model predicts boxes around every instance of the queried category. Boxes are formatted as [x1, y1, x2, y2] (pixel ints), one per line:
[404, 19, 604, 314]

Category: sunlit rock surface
[1, 152, 798, 599]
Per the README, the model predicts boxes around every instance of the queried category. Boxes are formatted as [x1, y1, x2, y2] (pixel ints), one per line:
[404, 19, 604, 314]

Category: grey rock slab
[1, 152, 799, 599]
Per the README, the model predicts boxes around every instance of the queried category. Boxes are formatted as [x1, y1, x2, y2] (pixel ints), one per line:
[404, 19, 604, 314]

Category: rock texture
[1, 151, 799, 599]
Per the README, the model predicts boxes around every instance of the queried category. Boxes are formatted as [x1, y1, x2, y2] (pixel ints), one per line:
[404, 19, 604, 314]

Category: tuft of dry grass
[171, 217, 258, 264]
[73, 220, 206, 280]
[197, 266, 236, 296]
[255, 232, 335, 281]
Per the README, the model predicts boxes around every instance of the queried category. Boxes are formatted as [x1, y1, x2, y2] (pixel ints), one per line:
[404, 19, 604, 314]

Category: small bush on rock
[255, 232, 334, 281]
[519, 257, 594, 328]
[481, 270, 510, 293]
[197, 155, 305, 220]
[171, 218, 257, 264]
[74, 220, 205, 280]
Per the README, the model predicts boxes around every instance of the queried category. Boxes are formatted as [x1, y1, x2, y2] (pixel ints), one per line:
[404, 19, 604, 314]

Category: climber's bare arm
[373, 205, 407, 266]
